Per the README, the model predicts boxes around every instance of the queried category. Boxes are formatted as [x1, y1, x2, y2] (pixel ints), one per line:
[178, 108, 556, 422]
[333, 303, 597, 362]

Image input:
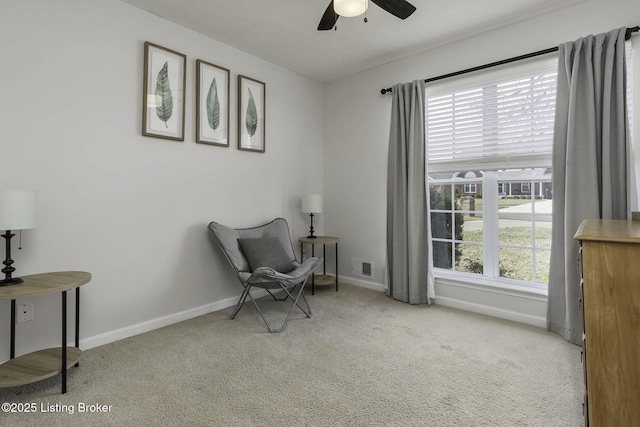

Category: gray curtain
[386, 80, 435, 304]
[548, 27, 631, 345]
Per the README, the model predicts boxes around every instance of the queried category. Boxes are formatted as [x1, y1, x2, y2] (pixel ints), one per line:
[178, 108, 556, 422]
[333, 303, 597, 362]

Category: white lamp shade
[301, 194, 323, 214]
[334, 0, 368, 17]
[0, 190, 37, 231]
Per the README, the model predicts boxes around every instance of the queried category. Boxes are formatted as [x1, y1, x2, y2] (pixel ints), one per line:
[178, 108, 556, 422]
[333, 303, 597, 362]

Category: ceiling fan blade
[371, 0, 416, 20]
[318, 1, 339, 31]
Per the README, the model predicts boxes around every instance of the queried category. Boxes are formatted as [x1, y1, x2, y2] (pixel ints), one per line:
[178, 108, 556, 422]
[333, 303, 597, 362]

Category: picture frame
[237, 75, 266, 152]
[142, 41, 186, 141]
[196, 59, 230, 146]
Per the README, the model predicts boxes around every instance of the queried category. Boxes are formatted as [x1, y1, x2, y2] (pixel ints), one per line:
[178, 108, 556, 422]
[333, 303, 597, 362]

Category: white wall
[0, 0, 324, 357]
[324, 0, 640, 326]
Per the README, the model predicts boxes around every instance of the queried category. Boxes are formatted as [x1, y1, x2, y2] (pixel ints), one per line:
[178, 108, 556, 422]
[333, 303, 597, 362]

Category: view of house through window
[425, 56, 558, 289]
[429, 169, 552, 286]
[425, 44, 633, 289]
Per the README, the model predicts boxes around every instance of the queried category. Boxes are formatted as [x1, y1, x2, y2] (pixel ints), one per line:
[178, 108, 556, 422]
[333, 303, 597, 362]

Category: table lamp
[302, 194, 322, 238]
[0, 190, 37, 286]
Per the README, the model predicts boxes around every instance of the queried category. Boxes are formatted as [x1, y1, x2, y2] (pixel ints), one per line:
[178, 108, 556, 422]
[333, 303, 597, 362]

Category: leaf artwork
[245, 88, 258, 137]
[155, 61, 173, 128]
[206, 77, 220, 131]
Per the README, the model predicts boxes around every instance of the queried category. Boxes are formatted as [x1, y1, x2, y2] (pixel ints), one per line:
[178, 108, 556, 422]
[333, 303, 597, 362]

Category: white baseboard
[337, 274, 386, 292]
[79, 289, 270, 350]
[341, 274, 547, 328]
[80, 276, 546, 350]
[433, 295, 547, 328]
[80, 277, 382, 350]
[433, 277, 547, 328]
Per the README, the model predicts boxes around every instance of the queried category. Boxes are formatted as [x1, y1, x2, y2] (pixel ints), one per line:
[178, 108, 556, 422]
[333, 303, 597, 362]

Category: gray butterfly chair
[208, 218, 323, 333]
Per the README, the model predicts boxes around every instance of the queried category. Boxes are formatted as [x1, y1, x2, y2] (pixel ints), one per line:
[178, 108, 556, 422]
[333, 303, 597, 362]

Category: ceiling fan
[318, 0, 416, 31]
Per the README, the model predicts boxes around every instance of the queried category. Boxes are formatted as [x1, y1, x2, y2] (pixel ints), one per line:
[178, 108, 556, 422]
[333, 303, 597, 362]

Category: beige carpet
[1, 283, 583, 426]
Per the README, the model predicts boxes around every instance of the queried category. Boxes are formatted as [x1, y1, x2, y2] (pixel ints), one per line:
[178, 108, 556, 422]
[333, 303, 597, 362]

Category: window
[426, 57, 558, 290]
[429, 169, 552, 286]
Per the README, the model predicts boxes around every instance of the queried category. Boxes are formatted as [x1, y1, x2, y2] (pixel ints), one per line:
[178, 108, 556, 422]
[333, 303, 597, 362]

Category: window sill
[433, 269, 548, 299]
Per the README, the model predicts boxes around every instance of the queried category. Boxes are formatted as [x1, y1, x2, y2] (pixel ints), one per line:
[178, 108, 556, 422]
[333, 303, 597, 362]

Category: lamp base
[307, 213, 318, 239]
[2, 230, 23, 286]
[0, 277, 24, 286]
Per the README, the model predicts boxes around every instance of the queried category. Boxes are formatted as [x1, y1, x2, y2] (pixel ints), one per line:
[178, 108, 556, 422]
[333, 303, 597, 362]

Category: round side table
[299, 236, 339, 295]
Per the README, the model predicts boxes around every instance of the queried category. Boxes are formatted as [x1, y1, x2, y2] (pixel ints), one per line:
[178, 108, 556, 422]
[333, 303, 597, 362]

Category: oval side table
[0, 271, 91, 394]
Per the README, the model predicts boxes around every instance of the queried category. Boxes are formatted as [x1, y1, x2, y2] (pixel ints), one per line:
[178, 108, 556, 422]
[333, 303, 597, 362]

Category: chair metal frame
[208, 218, 323, 333]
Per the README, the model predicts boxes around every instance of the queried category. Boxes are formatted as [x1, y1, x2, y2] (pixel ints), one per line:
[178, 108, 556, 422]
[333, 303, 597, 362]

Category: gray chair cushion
[208, 218, 298, 273]
[247, 257, 322, 285]
[238, 237, 296, 273]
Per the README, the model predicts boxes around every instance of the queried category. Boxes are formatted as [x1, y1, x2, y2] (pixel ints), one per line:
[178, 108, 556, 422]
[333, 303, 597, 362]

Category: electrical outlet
[17, 303, 33, 323]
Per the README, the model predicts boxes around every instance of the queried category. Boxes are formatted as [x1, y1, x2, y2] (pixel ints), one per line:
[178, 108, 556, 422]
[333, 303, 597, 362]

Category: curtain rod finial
[381, 88, 392, 95]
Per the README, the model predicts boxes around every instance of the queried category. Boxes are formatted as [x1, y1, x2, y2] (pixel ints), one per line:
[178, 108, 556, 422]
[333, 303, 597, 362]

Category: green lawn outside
[435, 196, 552, 285]
[456, 227, 552, 284]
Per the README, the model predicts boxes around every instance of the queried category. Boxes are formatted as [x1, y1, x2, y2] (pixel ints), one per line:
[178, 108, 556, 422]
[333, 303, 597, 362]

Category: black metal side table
[299, 236, 339, 295]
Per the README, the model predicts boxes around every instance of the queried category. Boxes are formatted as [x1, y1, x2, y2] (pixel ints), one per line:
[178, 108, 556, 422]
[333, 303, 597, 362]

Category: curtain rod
[380, 25, 640, 95]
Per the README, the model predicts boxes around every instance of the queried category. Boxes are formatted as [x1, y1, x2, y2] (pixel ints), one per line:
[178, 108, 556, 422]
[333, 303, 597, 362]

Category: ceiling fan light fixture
[334, 0, 368, 17]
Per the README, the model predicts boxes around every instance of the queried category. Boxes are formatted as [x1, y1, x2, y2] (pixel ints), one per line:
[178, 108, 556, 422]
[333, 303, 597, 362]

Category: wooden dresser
[575, 219, 640, 426]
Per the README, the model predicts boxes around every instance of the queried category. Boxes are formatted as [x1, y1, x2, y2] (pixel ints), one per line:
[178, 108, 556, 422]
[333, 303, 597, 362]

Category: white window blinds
[426, 57, 558, 171]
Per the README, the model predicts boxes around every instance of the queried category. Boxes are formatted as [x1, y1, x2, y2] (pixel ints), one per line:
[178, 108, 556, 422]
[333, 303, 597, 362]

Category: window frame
[425, 55, 558, 292]
[429, 169, 551, 292]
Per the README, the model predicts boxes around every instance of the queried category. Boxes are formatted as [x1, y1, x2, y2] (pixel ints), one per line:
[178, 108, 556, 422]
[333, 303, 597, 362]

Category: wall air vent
[351, 258, 374, 279]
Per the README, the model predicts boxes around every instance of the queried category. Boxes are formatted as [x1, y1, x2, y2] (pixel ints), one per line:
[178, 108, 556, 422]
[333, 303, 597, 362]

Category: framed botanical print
[237, 75, 266, 152]
[196, 59, 230, 146]
[142, 42, 186, 141]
